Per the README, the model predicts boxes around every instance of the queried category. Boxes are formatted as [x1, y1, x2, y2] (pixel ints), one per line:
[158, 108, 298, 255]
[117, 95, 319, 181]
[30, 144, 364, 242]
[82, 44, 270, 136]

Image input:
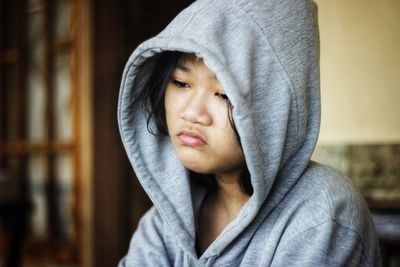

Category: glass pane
[55, 152, 74, 241]
[4, 64, 19, 141]
[53, 52, 72, 141]
[53, 0, 71, 41]
[28, 154, 48, 239]
[27, 8, 46, 142]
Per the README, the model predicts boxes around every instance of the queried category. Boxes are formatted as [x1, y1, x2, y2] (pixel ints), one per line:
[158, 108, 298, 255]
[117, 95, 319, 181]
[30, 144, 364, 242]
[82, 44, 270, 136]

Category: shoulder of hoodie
[270, 161, 376, 246]
[134, 206, 181, 258]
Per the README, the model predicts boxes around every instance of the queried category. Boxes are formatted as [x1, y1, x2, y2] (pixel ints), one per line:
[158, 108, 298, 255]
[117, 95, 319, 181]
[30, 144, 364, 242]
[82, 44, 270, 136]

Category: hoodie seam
[179, 3, 208, 36]
[333, 221, 372, 267]
[230, 0, 300, 141]
[323, 185, 336, 221]
[279, 219, 372, 266]
[322, 186, 373, 266]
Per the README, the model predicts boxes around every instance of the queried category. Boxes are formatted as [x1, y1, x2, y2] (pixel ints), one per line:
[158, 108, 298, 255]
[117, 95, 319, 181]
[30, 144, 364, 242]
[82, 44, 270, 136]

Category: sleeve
[270, 219, 378, 267]
[118, 207, 172, 267]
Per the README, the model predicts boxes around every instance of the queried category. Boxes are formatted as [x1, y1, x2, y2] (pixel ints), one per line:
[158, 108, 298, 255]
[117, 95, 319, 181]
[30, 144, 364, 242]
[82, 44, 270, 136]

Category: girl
[118, 0, 381, 266]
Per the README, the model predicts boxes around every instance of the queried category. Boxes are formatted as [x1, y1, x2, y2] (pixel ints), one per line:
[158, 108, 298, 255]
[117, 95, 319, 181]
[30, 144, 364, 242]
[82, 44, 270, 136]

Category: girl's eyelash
[171, 79, 228, 101]
[215, 92, 229, 100]
[172, 79, 189, 88]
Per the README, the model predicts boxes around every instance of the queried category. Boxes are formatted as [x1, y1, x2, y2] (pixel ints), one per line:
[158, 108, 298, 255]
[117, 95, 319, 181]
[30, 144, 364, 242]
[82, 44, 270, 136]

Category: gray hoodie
[117, 0, 381, 266]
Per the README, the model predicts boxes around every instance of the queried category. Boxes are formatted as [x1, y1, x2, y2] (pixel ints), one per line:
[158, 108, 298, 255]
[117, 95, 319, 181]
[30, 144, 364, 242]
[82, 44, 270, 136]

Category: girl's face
[165, 54, 244, 176]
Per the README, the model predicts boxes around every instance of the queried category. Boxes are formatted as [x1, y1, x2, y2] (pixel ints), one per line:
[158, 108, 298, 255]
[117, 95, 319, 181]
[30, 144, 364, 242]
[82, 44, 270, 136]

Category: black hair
[132, 51, 253, 195]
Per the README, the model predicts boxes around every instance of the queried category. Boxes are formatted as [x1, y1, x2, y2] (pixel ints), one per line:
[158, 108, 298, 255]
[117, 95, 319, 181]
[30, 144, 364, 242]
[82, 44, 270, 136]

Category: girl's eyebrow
[176, 63, 218, 80]
[176, 63, 191, 73]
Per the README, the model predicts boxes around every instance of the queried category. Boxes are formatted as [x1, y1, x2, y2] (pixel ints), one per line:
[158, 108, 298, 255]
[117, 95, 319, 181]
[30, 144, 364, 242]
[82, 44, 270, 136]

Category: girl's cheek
[212, 101, 231, 123]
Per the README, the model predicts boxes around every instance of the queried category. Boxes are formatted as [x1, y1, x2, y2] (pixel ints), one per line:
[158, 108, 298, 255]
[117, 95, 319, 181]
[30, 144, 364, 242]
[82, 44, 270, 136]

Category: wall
[315, 0, 400, 145]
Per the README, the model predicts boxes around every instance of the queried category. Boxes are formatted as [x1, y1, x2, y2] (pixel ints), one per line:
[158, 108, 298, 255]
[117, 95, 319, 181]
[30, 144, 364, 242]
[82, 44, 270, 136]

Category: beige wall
[315, 0, 400, 145]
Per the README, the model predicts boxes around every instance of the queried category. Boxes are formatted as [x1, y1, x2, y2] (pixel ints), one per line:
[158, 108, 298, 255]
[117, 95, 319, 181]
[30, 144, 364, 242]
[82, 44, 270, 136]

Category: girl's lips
[178, 131, 207, 146]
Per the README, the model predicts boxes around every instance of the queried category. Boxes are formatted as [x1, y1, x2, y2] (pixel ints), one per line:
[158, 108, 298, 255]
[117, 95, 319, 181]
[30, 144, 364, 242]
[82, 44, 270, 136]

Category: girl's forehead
[179, 53, 203, 65]
[177, 53, 218, 80]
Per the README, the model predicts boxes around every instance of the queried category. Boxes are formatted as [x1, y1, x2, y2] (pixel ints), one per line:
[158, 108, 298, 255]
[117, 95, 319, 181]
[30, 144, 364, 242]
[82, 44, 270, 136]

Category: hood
[118, 0, 320, 259]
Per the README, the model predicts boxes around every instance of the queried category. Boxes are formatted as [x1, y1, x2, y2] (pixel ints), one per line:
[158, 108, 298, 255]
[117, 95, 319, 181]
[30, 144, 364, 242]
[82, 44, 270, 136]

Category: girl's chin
[178, 158, 218, 174]
[181, 162, 215, 174]
[180, 160, 235, 176]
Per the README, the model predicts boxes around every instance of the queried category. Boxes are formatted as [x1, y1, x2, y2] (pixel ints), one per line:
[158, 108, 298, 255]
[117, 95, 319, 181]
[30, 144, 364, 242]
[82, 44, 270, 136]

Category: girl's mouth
[177, 131, 207, 147]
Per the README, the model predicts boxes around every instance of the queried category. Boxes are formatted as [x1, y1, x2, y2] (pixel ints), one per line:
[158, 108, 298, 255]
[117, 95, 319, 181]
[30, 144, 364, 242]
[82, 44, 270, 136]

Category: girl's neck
[213, 171, 250, 218]
[196, 171, 250, 256]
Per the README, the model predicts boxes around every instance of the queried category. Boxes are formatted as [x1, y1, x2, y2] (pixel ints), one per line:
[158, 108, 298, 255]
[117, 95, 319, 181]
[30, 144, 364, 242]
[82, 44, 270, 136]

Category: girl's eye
[172, 79, 189, 88]
[215, 92, 229, 101]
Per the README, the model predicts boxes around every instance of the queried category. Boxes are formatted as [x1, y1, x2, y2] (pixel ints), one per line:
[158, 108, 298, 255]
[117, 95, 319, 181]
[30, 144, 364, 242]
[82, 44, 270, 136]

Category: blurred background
[0, 0, 399, 266]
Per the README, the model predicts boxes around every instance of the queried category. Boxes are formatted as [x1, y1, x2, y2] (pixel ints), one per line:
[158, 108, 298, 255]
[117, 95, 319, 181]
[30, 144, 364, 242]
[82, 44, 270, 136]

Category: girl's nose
[180, 93, 212, 126]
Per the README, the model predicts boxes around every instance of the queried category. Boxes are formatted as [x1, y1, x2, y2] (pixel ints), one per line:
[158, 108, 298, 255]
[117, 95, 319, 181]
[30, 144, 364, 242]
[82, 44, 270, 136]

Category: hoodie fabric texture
[117, 0, 381, 266]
